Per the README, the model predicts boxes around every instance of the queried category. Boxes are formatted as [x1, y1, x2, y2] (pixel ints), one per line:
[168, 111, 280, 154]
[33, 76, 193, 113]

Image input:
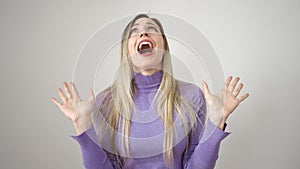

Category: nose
[140, 32, 148, 38]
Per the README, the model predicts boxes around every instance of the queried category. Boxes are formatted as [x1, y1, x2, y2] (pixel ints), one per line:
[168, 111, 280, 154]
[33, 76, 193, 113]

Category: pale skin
[127, 18, 164, 75]
[51, 82, 95, 134]
[51, 76, 249, 135]
[201, 76, 249, 130]
[51, 18, 249, 134]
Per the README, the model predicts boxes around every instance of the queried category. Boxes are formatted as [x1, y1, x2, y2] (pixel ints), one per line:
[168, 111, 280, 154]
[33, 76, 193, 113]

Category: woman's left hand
[201, 76, 249, 130]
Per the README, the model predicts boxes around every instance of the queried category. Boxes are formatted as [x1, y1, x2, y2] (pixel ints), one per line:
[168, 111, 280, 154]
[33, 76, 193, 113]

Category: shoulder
[95, 86, 113, 106]
[176, 80, 205, 104]
[94, 86, 114, 118]
[176, 80, 206, 116]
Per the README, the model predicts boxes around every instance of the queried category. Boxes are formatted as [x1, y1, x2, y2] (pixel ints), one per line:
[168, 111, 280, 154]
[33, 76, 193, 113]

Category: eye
[130, 28, 139, 36]
[148, 26, 158, 33]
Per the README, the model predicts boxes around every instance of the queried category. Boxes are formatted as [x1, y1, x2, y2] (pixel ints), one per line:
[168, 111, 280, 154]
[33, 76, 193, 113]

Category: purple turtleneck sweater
[71, 71, 230, 169]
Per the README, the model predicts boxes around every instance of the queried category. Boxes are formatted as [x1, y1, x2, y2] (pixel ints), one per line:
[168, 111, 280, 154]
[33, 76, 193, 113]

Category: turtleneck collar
[133, 70, 163, 91]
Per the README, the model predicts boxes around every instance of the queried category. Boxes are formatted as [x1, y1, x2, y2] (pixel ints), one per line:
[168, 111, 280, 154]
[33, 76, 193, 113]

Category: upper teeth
[139, 41, 152, 50]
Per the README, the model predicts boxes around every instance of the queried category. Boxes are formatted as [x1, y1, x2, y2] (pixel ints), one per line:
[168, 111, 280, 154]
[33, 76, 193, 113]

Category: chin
[133, 64, 162, 72]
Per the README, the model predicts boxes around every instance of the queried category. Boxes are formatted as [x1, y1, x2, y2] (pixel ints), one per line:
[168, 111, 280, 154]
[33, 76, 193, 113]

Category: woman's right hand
[51, 82, 95, 134]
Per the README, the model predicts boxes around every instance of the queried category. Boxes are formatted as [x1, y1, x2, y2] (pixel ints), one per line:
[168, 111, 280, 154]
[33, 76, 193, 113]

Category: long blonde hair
[99, 14, 201, 167]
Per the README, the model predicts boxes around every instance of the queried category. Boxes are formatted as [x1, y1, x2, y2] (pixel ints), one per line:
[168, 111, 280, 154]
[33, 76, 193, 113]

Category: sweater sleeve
[182, 85, 230, 169]
[71, 127, 115, 169]
[183, 119, 230, 169]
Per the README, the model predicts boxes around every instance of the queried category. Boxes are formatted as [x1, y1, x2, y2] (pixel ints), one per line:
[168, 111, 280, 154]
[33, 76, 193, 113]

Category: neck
[134, 68, 161, 76]
[133, 69, 163, 90]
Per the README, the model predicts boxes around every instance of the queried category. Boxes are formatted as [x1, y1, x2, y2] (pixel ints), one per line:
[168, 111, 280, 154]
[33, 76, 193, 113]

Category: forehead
[132, 18, 159, 27]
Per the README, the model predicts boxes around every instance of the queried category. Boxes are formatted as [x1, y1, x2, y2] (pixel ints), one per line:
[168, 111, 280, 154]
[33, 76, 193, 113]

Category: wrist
[218, 116, 228, 130]
[72, 120, 84, 135]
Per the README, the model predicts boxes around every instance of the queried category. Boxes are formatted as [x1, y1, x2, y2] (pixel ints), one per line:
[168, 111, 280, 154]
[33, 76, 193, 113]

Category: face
[127, 18, 165, 74]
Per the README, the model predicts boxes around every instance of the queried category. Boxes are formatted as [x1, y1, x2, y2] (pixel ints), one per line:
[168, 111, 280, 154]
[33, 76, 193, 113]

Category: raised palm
[51, 82, 95, 130]
[201, 76, 249, 129]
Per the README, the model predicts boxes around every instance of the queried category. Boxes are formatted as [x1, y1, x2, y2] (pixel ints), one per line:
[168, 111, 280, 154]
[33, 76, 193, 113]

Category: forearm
[71, 127, 114, 169]
[185, 120, 230, 169]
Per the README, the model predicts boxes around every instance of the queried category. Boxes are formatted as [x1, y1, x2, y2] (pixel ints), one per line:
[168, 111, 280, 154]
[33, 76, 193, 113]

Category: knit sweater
[71, 70, 230, 169]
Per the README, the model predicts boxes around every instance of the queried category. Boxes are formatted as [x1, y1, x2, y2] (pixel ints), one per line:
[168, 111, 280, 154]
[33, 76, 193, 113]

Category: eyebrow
[132, 22, 158, 27]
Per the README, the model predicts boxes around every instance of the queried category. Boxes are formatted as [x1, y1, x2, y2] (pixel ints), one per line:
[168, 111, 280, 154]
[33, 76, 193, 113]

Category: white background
[0, 0, 299, 168]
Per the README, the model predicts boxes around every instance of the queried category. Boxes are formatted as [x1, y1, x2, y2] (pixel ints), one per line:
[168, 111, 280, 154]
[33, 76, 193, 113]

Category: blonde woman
[51, 14, 249, 169]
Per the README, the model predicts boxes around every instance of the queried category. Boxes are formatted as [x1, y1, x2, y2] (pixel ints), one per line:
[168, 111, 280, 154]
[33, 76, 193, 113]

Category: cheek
[127, 39, 136, 55]
[154, 36, 164, 50]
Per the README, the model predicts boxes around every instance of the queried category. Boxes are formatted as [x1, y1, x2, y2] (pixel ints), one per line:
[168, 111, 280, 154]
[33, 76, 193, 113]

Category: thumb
[88, 89, 95, 103]
[201, 80, 211, 99]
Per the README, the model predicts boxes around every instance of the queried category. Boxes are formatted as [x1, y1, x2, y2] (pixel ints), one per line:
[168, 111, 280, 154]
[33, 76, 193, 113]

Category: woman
[51, 14, 249, 169]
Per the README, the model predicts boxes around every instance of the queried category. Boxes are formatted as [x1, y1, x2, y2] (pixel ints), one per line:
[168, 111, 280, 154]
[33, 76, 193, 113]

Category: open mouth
[137, 40, 154, 55]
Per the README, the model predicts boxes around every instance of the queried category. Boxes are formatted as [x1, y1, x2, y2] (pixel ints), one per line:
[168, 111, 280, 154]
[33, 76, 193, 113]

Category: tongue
[138, 48, 153, 54]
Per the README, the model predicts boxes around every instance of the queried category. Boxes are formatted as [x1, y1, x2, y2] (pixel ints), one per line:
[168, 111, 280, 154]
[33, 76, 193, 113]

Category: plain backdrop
[1, 0, 299, 169]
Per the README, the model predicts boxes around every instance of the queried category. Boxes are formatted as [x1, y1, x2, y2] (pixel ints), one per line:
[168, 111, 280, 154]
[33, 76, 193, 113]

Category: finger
[238, 93, 249, 102]
[233, 83, 244, 97]
[51, 97, 62, 108]
[223, 76, 233, 90]
[88, 89, 95, 103]
[201, 80, 211, 98]
[58, 88, 67, 103]
[70, 82, 81, 101]
[228, 77, 240, 92]
[63, 82, 73, 99]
